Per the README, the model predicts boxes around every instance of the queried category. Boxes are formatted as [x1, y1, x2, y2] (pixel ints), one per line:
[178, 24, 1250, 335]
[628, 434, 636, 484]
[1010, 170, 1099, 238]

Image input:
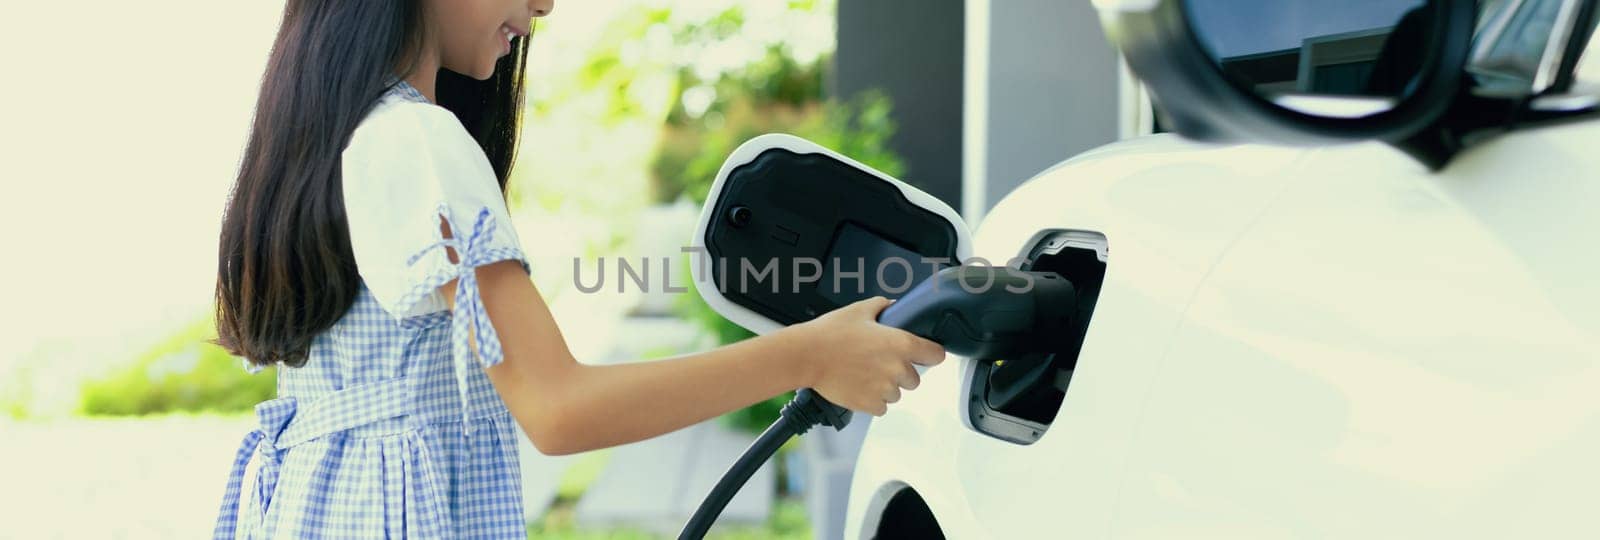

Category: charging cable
[679, 266, 1077, 539]
[678, 389, 851, 539]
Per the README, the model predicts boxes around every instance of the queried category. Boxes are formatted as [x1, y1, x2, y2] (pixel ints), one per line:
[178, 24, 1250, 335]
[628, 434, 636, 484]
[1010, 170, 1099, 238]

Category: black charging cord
[678, 388, 853, 540]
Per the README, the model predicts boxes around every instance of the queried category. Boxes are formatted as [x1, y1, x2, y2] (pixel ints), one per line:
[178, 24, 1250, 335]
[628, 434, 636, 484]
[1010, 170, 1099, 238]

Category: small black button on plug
[728, 206, 753, 228]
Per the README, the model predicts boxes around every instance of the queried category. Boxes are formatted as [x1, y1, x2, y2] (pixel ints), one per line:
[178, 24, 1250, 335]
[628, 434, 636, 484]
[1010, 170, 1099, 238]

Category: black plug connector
[680, 266, 1079, 540]
[878, 265, 1077, 360]
[783, 388, 853, 436]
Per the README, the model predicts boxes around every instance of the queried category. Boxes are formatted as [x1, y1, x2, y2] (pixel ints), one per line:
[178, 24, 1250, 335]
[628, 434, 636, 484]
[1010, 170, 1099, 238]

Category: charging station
[679, 134, 1104, 538]
[689, 133, 974, 335]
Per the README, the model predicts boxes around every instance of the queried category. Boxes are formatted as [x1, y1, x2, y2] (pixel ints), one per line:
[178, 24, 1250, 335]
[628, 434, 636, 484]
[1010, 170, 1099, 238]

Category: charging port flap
[967, 230, 1107, 445]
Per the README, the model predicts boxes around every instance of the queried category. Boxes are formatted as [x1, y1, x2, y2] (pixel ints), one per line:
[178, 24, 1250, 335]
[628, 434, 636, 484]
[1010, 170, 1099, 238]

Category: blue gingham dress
[214, 80, 530, 539]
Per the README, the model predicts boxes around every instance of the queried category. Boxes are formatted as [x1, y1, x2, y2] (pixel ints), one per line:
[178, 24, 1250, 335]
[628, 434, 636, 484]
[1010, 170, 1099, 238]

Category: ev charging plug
[679, 266, 1078, 539]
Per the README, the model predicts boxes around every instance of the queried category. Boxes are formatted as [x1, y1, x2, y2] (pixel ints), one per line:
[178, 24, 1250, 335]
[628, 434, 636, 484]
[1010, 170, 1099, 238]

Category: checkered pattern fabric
[213, 80, 528, 539]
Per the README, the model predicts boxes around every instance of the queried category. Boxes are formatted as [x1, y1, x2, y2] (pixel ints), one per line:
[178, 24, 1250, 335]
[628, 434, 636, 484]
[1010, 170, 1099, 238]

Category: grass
[557, 451, 615, 502]
[77, 317, 275, 417]
[529, 448, 812, 539]
[527, 497, 812, 539]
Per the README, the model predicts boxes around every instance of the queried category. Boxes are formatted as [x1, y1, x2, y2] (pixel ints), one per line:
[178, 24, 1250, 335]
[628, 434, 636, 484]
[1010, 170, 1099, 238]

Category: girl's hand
[784, 297, 947, 416]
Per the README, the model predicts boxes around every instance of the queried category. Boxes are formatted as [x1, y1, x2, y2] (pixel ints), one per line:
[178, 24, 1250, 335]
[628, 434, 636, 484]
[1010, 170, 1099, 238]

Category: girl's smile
[499, 23, 530, 57]
[431, 0, 552, 81]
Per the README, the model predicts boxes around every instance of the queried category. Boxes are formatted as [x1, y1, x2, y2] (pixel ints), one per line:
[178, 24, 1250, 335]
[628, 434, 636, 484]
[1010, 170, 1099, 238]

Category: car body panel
[847, 118, 1600, 538]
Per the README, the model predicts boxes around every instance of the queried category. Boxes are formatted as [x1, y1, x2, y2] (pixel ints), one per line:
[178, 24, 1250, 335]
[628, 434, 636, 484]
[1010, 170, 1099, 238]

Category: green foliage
[674, 261, 757, 345]
[2, 359, 40, 419]
[528, 497, 812, 539]
[556, 451, 613, 503]
[672, 258, 789, 434]
[639, 3, 905, 436]
[79, 318, 274, 416]
[657, 90, 904, 206]
[651, 49, 905, 204]
[708, 496, 813, 540]
[530, 444, 811, 539]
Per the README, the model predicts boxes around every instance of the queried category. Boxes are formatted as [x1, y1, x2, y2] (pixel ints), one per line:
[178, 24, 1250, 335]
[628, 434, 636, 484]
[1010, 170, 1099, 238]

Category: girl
[211, 0, 944, 537]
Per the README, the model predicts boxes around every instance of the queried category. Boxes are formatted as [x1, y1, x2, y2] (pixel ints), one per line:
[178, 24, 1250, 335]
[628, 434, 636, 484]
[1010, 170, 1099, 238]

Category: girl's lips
[499, 24, 530, 56]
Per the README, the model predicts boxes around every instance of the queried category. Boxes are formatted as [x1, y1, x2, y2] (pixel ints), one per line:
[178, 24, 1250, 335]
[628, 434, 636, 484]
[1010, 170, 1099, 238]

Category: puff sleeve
[340, 99, 530, 384]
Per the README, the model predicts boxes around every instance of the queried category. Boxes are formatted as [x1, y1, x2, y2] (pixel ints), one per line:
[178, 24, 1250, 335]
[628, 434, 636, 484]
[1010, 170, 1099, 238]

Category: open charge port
[968, 230, 1107, 445]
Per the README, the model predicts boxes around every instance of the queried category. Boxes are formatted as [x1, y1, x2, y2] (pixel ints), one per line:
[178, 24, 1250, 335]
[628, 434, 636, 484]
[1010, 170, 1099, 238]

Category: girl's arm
[446, 259, 945, 456]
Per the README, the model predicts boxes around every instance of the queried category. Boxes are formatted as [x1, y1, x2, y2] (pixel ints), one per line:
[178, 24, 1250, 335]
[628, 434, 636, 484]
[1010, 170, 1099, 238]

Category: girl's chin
[442, 65, 496, 81]
[476, 57, 502, 79]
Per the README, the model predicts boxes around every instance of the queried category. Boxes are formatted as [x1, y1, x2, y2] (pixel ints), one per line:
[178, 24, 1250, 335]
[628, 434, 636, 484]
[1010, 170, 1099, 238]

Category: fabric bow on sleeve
[405, 203, 519, 436]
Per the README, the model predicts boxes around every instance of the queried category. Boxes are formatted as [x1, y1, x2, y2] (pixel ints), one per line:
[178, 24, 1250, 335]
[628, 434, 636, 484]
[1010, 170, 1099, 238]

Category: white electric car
[838, 1, 1600, 538]
[688, 0, 1598, 538]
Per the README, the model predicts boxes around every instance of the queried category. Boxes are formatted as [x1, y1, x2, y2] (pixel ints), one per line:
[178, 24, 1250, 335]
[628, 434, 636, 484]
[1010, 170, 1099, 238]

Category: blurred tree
[80, 318, 275, 416]
[652, 47, 904, 204]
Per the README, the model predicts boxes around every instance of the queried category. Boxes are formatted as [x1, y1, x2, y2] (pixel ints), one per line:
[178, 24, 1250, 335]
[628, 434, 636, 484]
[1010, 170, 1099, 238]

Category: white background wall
[964, 0, 1123, 225]
[0, 0, 287, 388]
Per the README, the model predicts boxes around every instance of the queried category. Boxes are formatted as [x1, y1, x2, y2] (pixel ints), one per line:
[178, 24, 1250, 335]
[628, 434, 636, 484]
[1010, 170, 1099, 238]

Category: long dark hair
[215, 0, 531, 368]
